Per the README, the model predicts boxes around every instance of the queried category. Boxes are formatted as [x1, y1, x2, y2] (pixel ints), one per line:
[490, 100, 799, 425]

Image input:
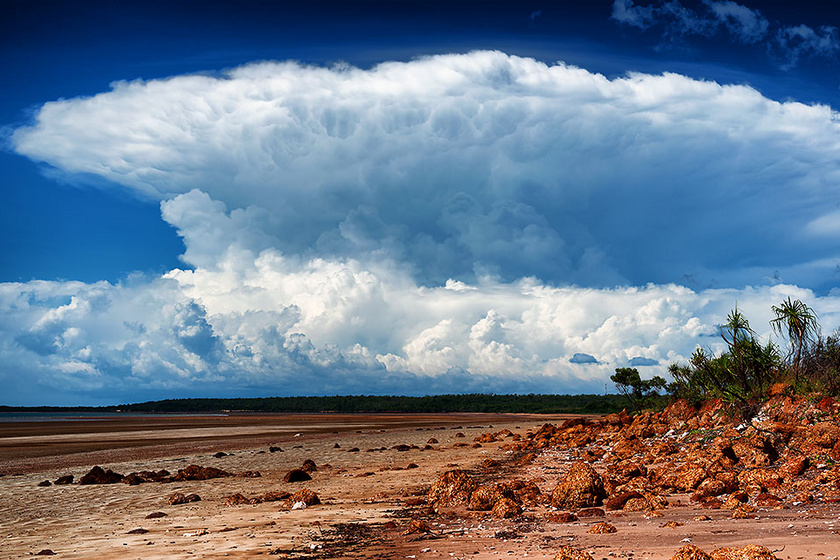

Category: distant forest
[1, 394, 627, 415]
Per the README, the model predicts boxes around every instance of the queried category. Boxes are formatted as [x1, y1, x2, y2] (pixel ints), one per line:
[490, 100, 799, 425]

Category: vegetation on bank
[612, 297, 840, 415]
[0, 394, 627, 415]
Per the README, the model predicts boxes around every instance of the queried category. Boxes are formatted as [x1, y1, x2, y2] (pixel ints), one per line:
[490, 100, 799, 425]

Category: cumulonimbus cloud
[12, 51, 840, 290]
[5, 51, 840, 404]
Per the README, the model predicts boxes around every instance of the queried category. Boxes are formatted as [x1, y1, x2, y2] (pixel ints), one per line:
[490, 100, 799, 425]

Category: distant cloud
[629, 356, 659, 366]
[570, 353, 600, 364]
[612, 0, 839, 67]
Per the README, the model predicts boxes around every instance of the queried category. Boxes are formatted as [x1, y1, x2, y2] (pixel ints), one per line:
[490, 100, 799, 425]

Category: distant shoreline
[0, 393, 628, 415]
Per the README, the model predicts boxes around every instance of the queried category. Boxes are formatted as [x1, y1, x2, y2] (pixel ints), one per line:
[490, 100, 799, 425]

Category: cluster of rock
[555, 544, 780, 560]
[502, 390, 840, 514]
[39, 464, 246, 488]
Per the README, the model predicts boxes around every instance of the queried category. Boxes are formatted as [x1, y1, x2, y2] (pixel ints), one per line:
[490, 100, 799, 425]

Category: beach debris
[283, 469, 312, 483]
[79, 465, 124, 484]
[553, 545, 594, 560]
[167, 492, 201, 505]
[550, 461, 606, 509]
[292, 501, 307, 509]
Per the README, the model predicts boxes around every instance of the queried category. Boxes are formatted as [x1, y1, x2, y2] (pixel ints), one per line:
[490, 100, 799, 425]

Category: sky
[2, 0, 840, 406]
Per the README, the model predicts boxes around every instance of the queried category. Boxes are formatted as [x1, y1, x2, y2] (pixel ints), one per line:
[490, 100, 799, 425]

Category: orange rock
[553, 546, 594, 560]
[710, 544, 780, 560]
[428, 470, 477, 507]
[670, 544, 713, 560]
[587, 521, 617, 534]
[550, 461, 606, 509]
[288, 488, 320, 506]
[491, 497, 523, 518]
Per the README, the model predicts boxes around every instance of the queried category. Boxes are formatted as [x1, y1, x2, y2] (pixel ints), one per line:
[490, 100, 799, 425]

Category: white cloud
[11, 52, 840, 290]
[3, 223, 840, 405]
[6, 51, 840, 404]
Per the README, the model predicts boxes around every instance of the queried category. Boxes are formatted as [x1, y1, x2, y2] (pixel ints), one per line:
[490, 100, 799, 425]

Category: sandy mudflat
[1, 412, 838, 559]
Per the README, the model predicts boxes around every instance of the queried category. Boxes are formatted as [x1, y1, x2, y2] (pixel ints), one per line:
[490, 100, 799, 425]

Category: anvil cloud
[5, 51, 840, 405]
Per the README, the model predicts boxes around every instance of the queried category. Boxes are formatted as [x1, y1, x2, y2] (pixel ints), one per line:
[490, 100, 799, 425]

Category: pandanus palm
[770, 297, 819, 384]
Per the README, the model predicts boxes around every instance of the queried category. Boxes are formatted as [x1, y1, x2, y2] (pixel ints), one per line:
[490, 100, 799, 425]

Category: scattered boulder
[576, 507, 606, 518]
[403, 519, 433, 535]
[550, 462, 606, 509]
[288, 488, 320, 506]
[428, 470, 477, 507]
[491, 497, 522, 518]
[54, 475, 73, 485]
[126, 528, 149, 534]
[35, 550, 56, 556]
[269, 446, 283, 453]
[301, 459, 318, 473]
[710, 545, 779, 560]
[605, 490, 644, 510]
[587, 521, 617, 534]
[283, 469, 312, 483]
[213, 452, 227, 458]
[145, 512, 167, 519]
[670, 544, 713, 560]
[553, 546, 594, 560]
[37, 480, 51, 487]
[172, 465, 232, 481]
[80, 466, 124, 485]
[167, 492, 201, 505]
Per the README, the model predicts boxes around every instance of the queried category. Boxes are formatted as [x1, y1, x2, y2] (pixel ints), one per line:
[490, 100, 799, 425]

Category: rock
[393, 444, 412, 451]
[672, 464, 707, 492]
[491, 497, 523, 518]
[301, 459, 318, 473]
[605, 490, 644, 511]
[547, 512, 579, 523]
[427, 438, 439, 444]
[469, 483, 513, 511]
[403, 519, 433, 535]
[663, 399, 697, 426]
[737, 468, 781, 491]
[35, 550, 56, 556]
[778, 456, 809, 479]
[587, 521, 617, 534]
[258, 490, 291, 502]
[269, 446, 283, 453]
[79, 466, 124, 485]
[710, 545, 780, 560]
[553, 546, 594, 560]
[767, 383, 792, 397]
[126, 528, 149, 534]
[223, 493, 251, 506]
[122, 473, 146, 485]
[213, 452, 227, 458]
[662, 521, 683, 528]
[172, 465, 232, 481]
[670, 544, 713, 560]
[691, 479, 727, 502]
[428, 470, 477, 507]
[54, 475, 73, 485]
[288, 488, 320, 506]
[623, 497, 652, 512]
[455, 432, 466, 438]
[283, 469, 312, 483]
[37, 480, 51, 487]
[576, 507, 606, 517]
[145, 512, 167, 519]
[167, 492, 201, 505]
[239, 470, 261, 478]
[550, 461, 606, 509]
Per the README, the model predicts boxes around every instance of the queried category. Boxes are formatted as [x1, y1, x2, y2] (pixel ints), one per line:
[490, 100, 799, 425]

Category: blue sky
[2, 0, 840, 405]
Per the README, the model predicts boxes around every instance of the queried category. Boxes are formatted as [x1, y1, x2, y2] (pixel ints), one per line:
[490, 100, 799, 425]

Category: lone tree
[610, 367, 667, 413]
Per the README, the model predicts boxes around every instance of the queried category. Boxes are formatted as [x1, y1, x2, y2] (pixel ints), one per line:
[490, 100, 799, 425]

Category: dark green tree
[610, 367, 667, 413]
